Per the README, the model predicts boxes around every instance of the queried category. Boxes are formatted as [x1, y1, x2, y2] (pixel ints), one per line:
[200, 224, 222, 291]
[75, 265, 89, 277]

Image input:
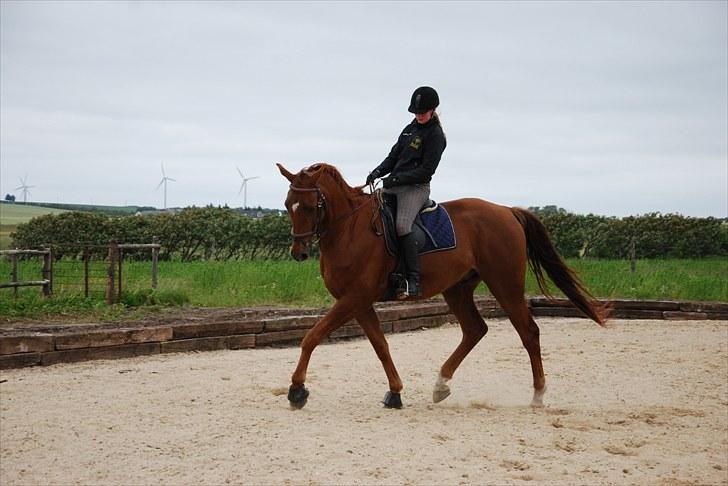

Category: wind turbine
[236, 166, 260, 209]
[14, 175, 35, 203]
[156, 164, 176, 210]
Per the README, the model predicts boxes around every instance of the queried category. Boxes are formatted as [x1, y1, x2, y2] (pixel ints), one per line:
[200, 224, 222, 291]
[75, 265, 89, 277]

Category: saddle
[379, 192, 457, 300]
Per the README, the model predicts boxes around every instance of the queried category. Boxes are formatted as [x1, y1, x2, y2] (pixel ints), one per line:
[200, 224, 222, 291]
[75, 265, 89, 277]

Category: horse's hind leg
[356, 307, 404, 408]
[486, 279, 546, 407]
[435, 274, 488, 403]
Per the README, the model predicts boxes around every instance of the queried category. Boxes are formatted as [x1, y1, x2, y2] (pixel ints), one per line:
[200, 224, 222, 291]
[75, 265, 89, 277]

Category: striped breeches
[383, 183, 431, 236]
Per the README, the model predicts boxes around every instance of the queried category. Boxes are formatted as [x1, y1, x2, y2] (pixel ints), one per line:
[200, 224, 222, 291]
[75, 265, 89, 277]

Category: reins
[369, 183, 384, 237]
[289, 183, 379, 243]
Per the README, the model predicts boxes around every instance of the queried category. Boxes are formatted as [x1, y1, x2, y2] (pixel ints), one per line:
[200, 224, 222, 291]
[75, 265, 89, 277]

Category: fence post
[151, 236, 159, 289]
[106, 241, 118, 304]
[629, 238, 636, 273]
[11, 254, 18, 299]
[84, 247, 89, 298]
[41, 248, 52, 297]
[48, 246, 53, 295]
[117, 246, 123, 303]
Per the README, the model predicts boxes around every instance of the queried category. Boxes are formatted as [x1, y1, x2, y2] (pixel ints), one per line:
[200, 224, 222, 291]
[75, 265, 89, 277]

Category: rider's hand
[366, 169, 381, 186]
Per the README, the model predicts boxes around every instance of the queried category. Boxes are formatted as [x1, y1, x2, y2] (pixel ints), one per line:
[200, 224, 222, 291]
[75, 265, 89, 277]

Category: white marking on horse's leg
[432, 374, 451, 403]
[530, 385, 547, 408]
[291, 202, 300, 213]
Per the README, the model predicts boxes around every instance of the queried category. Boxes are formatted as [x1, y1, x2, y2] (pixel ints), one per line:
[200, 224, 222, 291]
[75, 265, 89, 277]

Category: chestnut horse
[277, 162, 607, 409]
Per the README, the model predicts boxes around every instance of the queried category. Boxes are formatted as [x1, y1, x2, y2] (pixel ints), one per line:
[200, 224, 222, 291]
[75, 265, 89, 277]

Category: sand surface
[1, 317, 727, 485]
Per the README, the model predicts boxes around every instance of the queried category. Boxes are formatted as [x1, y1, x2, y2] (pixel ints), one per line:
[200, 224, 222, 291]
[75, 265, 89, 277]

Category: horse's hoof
[433, 374, 451, 403]
[530, 385, 547, 408]
[432, 387, 451, 403]
[288, 384, 309, 409]
[382, 391, 403, 409]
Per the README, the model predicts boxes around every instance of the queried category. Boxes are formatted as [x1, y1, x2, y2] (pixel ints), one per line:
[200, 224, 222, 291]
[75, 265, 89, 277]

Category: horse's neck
[319, 177, 367, 224]
[318, 190, 376, 258]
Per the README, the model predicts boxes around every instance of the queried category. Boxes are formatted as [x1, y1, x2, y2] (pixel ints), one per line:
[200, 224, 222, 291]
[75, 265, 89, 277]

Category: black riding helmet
[408, 86, 439, 114]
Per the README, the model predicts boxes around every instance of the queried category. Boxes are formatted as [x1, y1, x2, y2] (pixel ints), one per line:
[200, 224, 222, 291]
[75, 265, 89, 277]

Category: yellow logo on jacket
[409, 136, 422, 150]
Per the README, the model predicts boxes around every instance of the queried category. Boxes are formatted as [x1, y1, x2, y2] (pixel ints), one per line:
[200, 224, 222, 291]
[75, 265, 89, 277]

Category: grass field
[0, 203, 68, 250]
[0, 203, 68, 225]
[1, 258, 725, 320]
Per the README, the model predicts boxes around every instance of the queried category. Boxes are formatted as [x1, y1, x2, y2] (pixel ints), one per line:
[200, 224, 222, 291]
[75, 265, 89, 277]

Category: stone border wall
[1, 297, 726, 370]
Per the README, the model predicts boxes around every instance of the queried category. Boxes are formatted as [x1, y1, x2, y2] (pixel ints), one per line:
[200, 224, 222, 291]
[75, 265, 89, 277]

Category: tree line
[10, 208, 291, 260]
[10, 206, 727, 260]
[529, 208, 726, 258]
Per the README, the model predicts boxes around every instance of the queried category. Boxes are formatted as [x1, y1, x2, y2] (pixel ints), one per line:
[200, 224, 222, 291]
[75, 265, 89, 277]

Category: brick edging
[1, 297, 726, 370]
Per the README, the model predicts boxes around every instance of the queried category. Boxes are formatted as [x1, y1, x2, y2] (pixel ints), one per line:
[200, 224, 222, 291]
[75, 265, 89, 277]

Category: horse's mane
[300, 163, 367, 199]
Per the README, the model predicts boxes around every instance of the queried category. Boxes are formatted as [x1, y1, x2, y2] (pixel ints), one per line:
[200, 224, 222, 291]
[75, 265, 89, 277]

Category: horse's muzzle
[290, 241, 310, 261]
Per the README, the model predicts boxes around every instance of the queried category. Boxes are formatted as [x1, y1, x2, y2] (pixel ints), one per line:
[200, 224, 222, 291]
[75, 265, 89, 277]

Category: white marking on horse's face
[291, 202, 300, 213]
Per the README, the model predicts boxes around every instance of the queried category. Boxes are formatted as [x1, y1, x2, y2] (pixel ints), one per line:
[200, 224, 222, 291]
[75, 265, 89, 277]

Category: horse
[277, 162, 607, 409]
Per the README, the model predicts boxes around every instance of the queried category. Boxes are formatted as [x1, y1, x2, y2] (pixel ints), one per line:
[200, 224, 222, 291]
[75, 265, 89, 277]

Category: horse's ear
[276, 163, 295, 182]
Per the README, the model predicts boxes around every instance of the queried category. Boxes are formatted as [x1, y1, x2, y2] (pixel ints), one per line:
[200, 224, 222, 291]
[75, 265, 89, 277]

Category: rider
[366, 86, 447, 299]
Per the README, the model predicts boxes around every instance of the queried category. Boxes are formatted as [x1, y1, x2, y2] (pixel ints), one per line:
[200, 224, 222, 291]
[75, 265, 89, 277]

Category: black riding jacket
[374, 117, 446, 187]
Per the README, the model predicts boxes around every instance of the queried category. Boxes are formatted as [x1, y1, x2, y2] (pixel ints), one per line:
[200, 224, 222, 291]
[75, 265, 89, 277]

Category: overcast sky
[1, 1, 726, 217]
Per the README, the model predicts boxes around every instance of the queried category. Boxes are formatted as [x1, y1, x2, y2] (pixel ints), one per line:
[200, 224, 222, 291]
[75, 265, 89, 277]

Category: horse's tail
[511, 207, 608, 326]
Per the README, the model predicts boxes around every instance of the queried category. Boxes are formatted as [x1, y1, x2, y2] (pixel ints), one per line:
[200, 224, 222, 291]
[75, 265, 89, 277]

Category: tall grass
[519, 258, 727, 302]
[127, 260, 332, 308]
[1, 258, 725, 320]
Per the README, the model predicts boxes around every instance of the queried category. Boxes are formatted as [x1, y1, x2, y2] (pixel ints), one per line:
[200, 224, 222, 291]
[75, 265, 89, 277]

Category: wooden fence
[1, 238, 160, 303]
[108, 238, 161, 304]
[0, 249, 52, 297]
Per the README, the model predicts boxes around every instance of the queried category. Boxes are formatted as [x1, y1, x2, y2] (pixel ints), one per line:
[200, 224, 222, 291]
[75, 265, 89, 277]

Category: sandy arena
[1, 317, 727, 485]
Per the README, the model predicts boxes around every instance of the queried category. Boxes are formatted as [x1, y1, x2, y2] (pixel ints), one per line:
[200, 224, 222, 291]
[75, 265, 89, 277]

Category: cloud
[1, 1, 725, 216]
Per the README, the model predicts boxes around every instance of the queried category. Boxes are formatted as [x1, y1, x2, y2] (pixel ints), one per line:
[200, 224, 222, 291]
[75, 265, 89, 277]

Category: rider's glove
[366, 169, 381, 186]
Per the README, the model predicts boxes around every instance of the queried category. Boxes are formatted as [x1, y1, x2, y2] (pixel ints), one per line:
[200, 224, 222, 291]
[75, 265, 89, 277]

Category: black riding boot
[397, 233, 421, 299]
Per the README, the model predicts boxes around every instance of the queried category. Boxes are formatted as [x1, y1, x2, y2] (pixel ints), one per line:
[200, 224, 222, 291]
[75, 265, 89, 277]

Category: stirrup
[406, 281, 421, 298]
[396, 280, 410, 300]
[397, 279, 420, 299]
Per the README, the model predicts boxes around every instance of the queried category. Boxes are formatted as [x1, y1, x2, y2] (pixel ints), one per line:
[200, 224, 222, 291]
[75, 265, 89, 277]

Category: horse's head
[277, 163, 327, 261]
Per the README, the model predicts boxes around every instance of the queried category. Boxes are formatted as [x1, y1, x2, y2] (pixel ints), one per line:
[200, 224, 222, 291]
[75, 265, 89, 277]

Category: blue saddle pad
[419, 205, 456, 254]
[381, 203, 457, 256]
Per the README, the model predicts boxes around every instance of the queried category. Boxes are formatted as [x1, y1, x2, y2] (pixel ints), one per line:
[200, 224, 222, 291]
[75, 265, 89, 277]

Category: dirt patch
[1, 317, 726, 485]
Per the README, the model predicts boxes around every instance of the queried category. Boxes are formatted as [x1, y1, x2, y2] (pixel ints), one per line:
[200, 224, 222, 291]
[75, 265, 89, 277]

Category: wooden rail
[0, 249, 52, 297]
[117, 244, 161, 249]
[0, 280, 51, 289]
[0, 250, 50, 256]
[1, 297, 726, 370]
[0, 280, 50, 289]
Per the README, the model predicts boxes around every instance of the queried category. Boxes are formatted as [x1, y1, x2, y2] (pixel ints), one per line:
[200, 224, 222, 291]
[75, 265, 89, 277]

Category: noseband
[289, 184, 327, 242]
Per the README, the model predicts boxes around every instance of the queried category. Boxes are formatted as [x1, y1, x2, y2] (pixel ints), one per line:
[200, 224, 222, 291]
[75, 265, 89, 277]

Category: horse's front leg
[356, 306, 404, 409]
[288, 297, 359, 409]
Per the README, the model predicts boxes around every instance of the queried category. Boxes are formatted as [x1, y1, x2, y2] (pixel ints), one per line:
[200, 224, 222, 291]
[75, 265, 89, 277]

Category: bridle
[288, 185, 327, 242]
[287, 183, 381, 244]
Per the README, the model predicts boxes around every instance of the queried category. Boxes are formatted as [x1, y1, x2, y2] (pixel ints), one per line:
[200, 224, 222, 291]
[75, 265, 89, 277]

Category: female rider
[366, 86, 447, 299]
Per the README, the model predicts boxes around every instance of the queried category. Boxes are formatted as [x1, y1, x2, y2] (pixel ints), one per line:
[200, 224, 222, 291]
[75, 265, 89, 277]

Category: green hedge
[10, 207, 727, 260]
[536, 211, 726, 258]
[10, 207, 292, 261]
